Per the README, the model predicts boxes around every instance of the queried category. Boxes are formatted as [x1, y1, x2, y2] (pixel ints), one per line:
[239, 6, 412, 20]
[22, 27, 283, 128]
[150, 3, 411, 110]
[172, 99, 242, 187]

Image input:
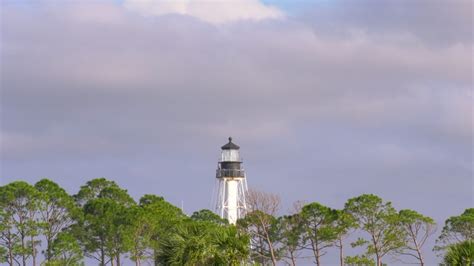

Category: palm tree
[443, 240, 473, 265]
[213, 225, 250, 265]
[159, 220, 249, 265]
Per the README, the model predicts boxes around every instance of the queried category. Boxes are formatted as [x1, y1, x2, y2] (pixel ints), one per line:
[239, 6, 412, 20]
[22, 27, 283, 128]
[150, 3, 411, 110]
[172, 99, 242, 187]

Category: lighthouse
[215, 137, 248, 224]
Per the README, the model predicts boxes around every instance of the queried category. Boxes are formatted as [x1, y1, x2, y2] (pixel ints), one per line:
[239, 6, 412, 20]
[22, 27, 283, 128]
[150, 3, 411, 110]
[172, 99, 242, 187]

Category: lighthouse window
[221, 150, 240, 161]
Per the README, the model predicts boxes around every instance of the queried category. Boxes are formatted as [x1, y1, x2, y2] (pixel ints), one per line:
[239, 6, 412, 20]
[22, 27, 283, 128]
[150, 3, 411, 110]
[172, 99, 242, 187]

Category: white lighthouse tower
[215, 137, 248, 224]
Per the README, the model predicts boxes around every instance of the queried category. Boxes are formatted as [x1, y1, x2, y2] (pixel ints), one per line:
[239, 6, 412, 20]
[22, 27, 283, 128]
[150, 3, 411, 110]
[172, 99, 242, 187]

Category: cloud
[1, 1, 471, 158]
[123, 0, 284, 24]
[298, 0, 472, 46]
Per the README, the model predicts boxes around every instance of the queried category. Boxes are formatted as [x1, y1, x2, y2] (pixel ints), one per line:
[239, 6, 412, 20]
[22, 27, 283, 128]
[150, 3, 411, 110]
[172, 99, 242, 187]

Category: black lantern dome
[221, 137, 240, 150]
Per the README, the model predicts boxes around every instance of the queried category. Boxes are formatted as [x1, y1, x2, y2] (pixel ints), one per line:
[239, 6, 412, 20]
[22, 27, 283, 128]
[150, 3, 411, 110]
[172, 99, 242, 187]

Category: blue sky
[1, 0, 472, 264]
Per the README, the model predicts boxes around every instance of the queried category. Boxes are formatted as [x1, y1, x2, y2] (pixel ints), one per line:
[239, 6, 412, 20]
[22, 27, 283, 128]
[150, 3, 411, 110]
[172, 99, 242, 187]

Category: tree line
[0, 178, 472, 265]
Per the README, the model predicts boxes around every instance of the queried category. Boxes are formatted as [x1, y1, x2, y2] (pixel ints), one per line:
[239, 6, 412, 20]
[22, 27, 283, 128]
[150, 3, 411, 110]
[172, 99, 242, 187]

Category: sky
[1, 0, 472, 264]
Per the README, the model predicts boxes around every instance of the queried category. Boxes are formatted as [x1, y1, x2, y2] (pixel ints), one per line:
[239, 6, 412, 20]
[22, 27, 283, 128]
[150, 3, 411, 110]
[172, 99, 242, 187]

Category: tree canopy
[0, 179, 470, 265]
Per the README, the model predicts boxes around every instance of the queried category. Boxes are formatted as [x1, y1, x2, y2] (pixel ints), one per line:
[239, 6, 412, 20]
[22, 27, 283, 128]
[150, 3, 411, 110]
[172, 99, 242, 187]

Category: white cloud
[123, 0, 284, 24]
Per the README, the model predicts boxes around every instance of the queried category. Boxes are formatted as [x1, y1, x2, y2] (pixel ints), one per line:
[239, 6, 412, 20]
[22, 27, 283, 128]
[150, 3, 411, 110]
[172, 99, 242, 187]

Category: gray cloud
[1, 1, 472, 264]
[297, 0, 472, 46]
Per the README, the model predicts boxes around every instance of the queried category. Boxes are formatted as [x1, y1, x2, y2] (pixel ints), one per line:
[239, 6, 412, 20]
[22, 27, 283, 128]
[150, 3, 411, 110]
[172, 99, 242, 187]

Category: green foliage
[44, 260, 84, 266]
[237, 210, 281, 265]
[345, 194, 405, 265]
[300, 202, 339, 264]
[213, 225, 250, 265]
[399, 209, 435, 225]
[98, 186, 135, 206]
[0, 246, 7, 263]
[0, 179, 470, 266]
[125, 205, 150, 263]
[0, 181, 41, 265]
[35, 178, 79, 262]
[334, 209, 357, 238]
[139, 194, 165, 206]
[436, 208, 474, 251]
[397, 209, 436, 264]
[0, 187, 19, 265]
[81, 198, 130, 264]
[74, 178, 121, 205]
[300, 202, 338, 238]
[351, 237, 369, 248]
[138, 194, 186, 264]
[345, 254, 376, 266]
[277, 214, 304, 263]
[191, 209, 228, 225]
[48, 232, 83, 265]
[159, 220, 249, 265]
[443, 240, 474, 265]
[73, 178, 136, 265]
